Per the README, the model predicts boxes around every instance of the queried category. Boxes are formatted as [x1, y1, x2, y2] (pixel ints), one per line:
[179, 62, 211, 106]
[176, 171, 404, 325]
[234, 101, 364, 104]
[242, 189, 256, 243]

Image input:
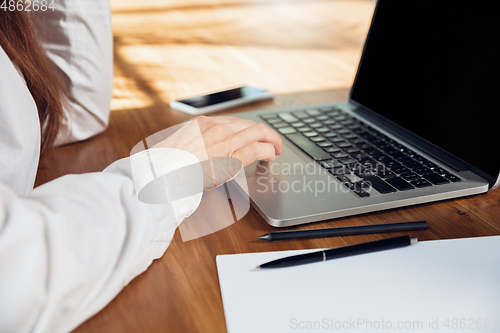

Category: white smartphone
[169, 85, 273, 115]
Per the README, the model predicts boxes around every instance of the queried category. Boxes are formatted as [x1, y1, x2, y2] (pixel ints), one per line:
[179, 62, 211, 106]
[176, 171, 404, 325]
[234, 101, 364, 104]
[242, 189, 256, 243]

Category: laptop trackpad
[244, 144, 357, 220]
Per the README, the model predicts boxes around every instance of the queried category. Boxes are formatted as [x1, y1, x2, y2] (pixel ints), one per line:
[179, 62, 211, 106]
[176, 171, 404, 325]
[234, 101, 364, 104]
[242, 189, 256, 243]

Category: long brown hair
[0, 11, 65, 151]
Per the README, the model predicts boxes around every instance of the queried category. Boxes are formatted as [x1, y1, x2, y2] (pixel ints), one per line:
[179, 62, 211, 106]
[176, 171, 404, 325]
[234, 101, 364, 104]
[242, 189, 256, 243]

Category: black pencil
[257, 221, 427, 241]
[256, 235, 417, 269]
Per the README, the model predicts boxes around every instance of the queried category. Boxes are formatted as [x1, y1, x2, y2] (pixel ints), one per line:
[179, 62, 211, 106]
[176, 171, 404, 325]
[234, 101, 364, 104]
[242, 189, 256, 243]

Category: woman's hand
[151, 116, 282, 190]
[153, 116, 282, 167]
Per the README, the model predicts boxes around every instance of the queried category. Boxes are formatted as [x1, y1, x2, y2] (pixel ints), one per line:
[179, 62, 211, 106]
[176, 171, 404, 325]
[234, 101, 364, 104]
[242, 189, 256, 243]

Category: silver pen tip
[257, 234, 270, 240]
[410, 237, 418, 245]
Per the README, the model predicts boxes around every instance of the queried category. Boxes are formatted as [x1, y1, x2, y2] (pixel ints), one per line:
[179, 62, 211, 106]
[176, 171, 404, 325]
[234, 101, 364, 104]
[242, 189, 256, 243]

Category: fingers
[191, 115, 242, 126]
[232, 142, 277, 166]
[188, 116, 282, 167]
[192, 116, 255, 134]
[229, 123, 283, 156]
[191, 115, 231, 123]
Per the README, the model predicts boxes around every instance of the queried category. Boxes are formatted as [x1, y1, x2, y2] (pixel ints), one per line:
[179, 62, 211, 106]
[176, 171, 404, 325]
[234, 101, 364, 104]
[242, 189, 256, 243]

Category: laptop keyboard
[260, 106, 461, 198]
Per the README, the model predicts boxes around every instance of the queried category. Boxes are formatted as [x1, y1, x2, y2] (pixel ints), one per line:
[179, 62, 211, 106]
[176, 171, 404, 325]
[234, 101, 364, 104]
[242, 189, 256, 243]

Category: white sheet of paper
[216, 236, 500, 333]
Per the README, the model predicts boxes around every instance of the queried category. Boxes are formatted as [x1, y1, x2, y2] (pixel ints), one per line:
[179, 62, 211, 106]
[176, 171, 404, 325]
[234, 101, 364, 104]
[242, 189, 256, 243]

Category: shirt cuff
[105, 147, 204, 224]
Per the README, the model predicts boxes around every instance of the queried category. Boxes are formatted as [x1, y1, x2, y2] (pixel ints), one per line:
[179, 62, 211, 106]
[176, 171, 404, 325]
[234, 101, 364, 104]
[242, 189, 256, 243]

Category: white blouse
[0, 1, 201, 332]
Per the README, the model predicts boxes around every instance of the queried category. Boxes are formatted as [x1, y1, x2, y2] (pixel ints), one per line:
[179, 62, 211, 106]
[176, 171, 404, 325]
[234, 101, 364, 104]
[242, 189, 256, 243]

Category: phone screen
[178, 86, 268, 108]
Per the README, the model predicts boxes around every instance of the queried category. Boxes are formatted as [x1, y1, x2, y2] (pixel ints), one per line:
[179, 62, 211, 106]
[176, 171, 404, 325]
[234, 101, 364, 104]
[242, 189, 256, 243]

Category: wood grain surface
[37, 87, 500, 333]
[33, 1, 500, 332]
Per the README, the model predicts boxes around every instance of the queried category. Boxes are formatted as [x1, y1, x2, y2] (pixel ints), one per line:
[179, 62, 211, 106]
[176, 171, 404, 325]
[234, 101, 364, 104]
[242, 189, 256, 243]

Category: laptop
[230, 0, 500, 227]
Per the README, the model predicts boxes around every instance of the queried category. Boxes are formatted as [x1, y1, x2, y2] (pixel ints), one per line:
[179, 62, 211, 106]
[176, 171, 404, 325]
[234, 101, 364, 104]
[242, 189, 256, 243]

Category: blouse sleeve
[32, 0, 114, 146]
[0, 148, 203, 333]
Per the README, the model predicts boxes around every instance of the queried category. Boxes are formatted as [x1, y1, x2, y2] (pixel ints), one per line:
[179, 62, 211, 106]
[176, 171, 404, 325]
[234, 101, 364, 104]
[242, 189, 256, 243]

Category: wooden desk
[36, 89, 500, 333]
[34, 0, 500, 332]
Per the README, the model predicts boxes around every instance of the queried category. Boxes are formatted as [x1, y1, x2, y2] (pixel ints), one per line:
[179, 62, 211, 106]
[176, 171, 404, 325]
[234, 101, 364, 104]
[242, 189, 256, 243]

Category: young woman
[0, 2, 281, 332]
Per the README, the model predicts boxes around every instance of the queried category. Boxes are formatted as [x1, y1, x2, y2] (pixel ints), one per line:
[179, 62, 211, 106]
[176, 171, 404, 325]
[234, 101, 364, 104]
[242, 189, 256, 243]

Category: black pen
[256, 235, 417, 269]
[257, 221, 427, 241]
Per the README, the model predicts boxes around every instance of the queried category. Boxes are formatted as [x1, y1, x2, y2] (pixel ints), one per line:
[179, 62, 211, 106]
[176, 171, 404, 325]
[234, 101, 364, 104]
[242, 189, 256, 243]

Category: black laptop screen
[350, 0, 500, 181]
